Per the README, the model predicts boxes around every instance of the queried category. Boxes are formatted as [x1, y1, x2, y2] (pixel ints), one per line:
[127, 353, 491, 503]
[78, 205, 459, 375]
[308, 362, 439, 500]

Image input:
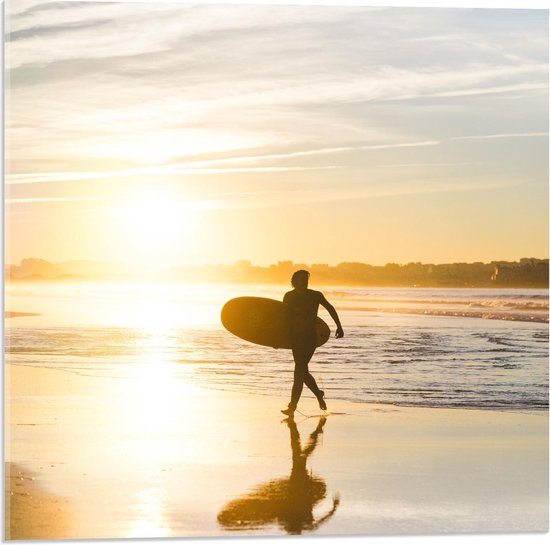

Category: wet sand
[4, 463, 73, 540]
[4, 363, 548, 539]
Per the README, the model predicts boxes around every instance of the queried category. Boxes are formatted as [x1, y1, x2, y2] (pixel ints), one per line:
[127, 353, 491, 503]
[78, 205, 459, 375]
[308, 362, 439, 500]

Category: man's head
[291, 269, 310, 290]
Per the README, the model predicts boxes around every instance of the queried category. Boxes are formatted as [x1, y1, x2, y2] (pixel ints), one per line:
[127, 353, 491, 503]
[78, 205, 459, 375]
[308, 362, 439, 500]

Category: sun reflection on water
[124, 284, 222, 331]
[128, 487, 170, 538]
[116, 294, 200, 537]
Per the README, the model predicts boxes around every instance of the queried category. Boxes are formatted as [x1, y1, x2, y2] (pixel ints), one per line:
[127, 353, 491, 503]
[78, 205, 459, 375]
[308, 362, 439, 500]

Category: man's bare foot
[318, 390, 327, 411]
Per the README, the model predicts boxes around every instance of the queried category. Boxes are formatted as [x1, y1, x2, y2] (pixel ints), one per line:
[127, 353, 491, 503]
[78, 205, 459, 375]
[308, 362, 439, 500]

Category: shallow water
[5, 282, 549, 412]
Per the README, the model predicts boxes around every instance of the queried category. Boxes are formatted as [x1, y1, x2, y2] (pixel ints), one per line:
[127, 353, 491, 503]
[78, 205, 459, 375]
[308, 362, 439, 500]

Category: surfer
[281, 270, 344, 416]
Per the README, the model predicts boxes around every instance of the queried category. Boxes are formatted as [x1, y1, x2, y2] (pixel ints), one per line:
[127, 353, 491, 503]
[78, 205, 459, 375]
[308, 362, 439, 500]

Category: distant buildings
[6, 257, 549, 288]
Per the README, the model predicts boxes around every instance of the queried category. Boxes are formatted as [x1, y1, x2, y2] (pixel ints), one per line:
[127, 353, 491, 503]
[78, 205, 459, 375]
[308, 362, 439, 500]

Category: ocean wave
[336, 306, 548, 323]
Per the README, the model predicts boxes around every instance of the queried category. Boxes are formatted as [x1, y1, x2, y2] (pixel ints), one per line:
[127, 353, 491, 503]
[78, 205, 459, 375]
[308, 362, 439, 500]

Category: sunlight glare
[128, 487, 170, 538]
[111, 191, 200, 267]
[122, 285, 220, 329]
[120, 192, 194, 243]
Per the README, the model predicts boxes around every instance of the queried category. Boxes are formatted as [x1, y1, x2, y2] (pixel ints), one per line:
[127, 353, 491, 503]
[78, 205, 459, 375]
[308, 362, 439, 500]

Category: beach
[4, 283, 548, 538]
[5, 362, 548, 539]
[5, 0, 549, 539]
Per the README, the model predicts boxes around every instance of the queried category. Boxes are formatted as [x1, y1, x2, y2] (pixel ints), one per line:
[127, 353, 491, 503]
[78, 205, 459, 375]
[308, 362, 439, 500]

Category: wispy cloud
[5, 196, 107, 204]
[420, 81, 548, 100]
[377, 162, 471, 168]
[451, 132, 549, 140]
[201, 175, 527, 211]
[6, 173, 525, 211]
[165, 140, 440, 168]
[5, 1, 548, 231]
[6, 2, 548, 176]
[5, 165, 338, 185]
[5, 139, 439, 185]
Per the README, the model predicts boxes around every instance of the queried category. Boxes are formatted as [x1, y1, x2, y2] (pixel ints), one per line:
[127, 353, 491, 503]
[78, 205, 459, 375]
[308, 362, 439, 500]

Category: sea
[5, 282, 549, 413]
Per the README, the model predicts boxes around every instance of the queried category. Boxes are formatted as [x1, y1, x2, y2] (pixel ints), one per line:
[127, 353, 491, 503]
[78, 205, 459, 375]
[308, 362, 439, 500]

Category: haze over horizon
[5, 1, 549, 269]
[5, 254, 550, 270]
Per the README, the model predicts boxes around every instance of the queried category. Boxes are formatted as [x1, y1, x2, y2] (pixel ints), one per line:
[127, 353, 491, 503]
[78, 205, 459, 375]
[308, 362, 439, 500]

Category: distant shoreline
[4, 277, 549, 289]
[5, 257, 548, 289]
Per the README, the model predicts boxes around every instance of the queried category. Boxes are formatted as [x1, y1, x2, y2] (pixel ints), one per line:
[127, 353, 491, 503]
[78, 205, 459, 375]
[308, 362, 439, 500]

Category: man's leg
[289, 346, 308, 410]
[301, 342, 327, 409]
[292, 342, 326, 408]
[301, 342, 322, 396]
[283, 337, 321, 415]
[304, 371, 321, 397]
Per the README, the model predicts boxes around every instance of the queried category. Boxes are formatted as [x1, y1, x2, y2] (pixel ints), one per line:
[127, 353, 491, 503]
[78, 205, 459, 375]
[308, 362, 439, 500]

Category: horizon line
[7, 256, 549, 269]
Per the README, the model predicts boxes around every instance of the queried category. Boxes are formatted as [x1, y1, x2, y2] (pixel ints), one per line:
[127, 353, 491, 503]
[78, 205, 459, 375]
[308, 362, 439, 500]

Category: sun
[121, 193, 190, 240]
[111, 190, 198, 267]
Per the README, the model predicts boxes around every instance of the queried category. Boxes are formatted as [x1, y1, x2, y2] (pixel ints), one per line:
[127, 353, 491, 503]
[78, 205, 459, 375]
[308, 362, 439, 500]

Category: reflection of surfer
[283, 416, 340, 533]
[217, 416, 340, 534]
[282, 270, 344, 416]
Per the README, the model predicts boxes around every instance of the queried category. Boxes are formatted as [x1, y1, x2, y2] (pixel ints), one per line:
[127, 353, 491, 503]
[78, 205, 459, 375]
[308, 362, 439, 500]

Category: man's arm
[319, 293, 344, 338]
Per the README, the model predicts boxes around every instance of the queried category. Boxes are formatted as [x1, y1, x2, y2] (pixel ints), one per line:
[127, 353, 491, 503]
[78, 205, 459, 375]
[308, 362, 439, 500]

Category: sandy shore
[4, 363, 548, 539]
[5, 463, 73, 540]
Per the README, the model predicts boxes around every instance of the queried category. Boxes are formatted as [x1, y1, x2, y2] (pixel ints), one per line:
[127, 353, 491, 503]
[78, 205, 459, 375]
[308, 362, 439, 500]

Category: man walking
[282, 270, 344, 416]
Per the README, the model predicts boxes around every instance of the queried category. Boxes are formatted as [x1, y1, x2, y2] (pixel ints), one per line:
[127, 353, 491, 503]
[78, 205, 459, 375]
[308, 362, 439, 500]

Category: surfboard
[221, 296, 331, 349]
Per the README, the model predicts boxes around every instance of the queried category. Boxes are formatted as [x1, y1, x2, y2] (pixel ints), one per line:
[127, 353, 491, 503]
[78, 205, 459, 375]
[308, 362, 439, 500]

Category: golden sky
[5, 1, 549, 267]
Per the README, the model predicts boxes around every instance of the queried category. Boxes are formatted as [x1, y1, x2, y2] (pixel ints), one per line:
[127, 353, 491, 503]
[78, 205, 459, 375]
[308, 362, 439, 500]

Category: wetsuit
[283, 289, 324, 409]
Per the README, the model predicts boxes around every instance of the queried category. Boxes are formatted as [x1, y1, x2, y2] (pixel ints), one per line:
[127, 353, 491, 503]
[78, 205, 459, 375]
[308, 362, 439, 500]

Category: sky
[5, 0, 549, 268]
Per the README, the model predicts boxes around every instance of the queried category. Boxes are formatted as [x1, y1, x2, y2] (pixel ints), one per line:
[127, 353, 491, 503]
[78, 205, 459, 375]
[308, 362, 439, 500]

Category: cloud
[5, 139, 438, 185]
[5, 2, 548, 198]
[5, 165, 339, 185]
[166, 140, 440, 168]
[6, 196, 106, 204]
[450, 132, 549, 140]
[8, 174, 523, 212]
[200, 175, 527, 211]
[377, 162, 471, 168]
[6, 2, 365, 69]
[417, 81, 548, 100]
